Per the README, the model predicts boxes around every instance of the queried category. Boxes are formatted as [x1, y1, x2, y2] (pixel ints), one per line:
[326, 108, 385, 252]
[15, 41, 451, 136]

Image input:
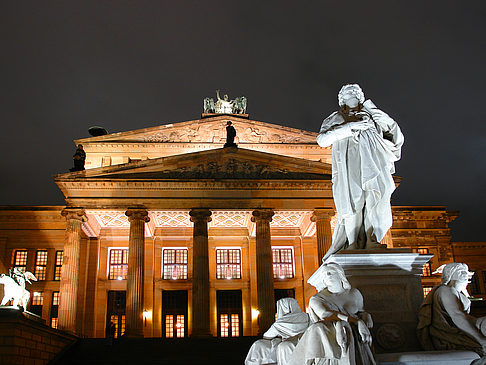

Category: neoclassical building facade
[0, 113, 484, 338]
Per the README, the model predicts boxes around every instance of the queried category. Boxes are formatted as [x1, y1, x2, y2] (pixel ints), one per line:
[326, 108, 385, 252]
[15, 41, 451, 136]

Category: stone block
[332, 250, 433, 353]
[376, 350, 479, 365]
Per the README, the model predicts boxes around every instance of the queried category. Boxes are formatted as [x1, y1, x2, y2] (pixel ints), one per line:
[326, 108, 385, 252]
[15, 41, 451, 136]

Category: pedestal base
[330, 249, 433, 353]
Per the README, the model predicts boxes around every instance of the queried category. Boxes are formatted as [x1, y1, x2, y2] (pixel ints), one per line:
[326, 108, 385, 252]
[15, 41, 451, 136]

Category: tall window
[272, 247, 294, 279]
[34, 250, 48, 280]
[423, 286, 433, 298]
[417, 248, 432, 277]
[219, 314, 240, 337]
[54, 251, 63, 280]
[51, 292, 60, 328]
[108, 249, 129, 280]
[12, 250, 28, 273]
[216, 249, 241, 280]
[30, 292, 43, 316]
[162, 248, 188, 280]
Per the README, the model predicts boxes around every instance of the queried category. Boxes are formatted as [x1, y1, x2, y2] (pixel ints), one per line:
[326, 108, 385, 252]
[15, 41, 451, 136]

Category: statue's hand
[349, 119, 373, 131]
[358, 320, 372, 345]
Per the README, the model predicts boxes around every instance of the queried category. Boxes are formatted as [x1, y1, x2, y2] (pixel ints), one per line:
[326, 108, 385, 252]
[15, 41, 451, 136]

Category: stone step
[51, 337, 258, 365]
[376, 350, 480, 365]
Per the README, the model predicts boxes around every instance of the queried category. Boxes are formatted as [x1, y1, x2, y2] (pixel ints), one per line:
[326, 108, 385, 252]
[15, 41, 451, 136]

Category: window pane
[54, 251, 63, 280]
[165, 315, 174, 338]
[220, 314, 229, 337]
[35, 250, 48, 280]
[32, 292, 44, 306]
[13, 250, 28, 273]
[109, 249, 128, 280]
[216, 249, 241, 279]
[272, 248, 294, 279]
[176, 315, 185, 338]
[162, 249, 188, 280]
[231, 314, 239, 337]
[423, 286, 433, 298]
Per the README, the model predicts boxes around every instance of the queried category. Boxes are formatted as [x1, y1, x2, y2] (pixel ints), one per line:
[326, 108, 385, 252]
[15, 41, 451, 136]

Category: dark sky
[0, 1, 485, 241]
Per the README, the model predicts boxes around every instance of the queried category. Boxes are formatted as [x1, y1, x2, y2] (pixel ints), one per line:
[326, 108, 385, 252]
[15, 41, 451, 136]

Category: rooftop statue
[70, 144, 86, 172]
[245, 298, 309, 365]
[203, 90, 247, 114]
[283, 263, 375, 365]
[0, 268, 37, 311]
[317, 84, 404, 261]
[417, 262, 486, 359]
[224, 121, 237, 148]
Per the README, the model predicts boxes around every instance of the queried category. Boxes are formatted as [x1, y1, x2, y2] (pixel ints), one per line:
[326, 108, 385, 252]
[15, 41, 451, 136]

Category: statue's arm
[262, 323, 279, 339]
[441, 289, 486, 344]
[317, 113, 372, 147]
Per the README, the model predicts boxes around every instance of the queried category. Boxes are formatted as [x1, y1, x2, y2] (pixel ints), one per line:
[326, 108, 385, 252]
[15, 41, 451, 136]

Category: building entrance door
[162, 290, 188, 338]
[106, 291, 126, 338]
[216, 290, 242, 337]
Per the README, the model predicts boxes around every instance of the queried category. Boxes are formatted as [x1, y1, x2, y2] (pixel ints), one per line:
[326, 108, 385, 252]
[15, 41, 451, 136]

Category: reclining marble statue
[0, 268, 37, 311]
[417, 262, 486, 361]
[317, 84, 404, 261]
[245, 298, 310, 365]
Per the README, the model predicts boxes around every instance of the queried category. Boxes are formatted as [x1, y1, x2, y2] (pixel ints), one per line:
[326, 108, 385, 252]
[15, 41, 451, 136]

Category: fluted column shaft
[251, 209, 275, 335]
[190, 209, 212, 337]
[58, 208, 86, 334]
[311, 208, 335, 261]
[125, 209, 150, 338]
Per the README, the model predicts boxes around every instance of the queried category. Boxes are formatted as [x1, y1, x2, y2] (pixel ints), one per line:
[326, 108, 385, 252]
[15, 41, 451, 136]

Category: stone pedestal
[251, 209, 275, 335]
[311, 208, 334, 261]
[125, 208, 150, 338]
[58, 208, 86, 334]
[331, 249, 433, 353]
[190, 209, 212, 337]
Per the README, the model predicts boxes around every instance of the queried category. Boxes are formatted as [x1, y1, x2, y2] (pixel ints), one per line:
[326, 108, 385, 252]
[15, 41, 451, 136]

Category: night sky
[1, 2, 485, 241]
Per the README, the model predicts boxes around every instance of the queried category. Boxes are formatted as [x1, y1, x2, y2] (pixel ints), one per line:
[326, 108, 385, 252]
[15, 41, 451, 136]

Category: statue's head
[276, 297, 302, 319]
[227, 121, 232, 126]
[338, 84, 365, 108]
[224, 94, 229, 101]
[309, 262, 351, 292]
[441, 262, 470, 286]
[78, 144, 84, 149]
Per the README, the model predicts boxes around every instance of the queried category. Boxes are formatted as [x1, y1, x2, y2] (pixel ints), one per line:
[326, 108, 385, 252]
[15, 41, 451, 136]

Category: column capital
[189, 209, 212, 223]
[251, 209, 274, 223]
[61, 208, 87, 222]
[311, 208, 335, 222]
[125, 208, 150, 223]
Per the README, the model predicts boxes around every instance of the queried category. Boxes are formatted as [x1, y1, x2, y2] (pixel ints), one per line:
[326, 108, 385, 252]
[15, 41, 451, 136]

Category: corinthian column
[251, 209, 275, 335]
[190, 209, 212, 337]
[311, 208, 335, 261]
[58, 208, 86, 334]
[125, 208, 150, 338]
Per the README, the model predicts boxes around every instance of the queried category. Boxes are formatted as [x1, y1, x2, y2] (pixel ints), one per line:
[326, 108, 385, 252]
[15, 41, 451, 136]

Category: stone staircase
[50, 337, 258, 365]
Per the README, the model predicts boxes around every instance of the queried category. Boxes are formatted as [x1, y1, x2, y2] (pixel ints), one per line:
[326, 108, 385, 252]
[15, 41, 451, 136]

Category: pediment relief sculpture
[108, 158, 329, 180]
[140, 121, 316, 144]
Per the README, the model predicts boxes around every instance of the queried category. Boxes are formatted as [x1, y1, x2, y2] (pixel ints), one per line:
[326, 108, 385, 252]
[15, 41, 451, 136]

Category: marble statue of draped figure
[317, 84, 404, 262]
[245, 298, 310, 365]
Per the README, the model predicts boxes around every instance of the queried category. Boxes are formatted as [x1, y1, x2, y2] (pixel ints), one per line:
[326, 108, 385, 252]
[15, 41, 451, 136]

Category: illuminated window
[469, 272, 481, 295]
[50, 292, 59, 328]
[108, 249, 128, 280]
[176, 315, 185, 338]
[231, 314, 239, 337]
[32, 292, 44, 306]
[165, 315, 174, 338]
[54, 251, 63, 281]
[417, 248, 432, 277]
[30, 292, 43, 316]
[216, 249, 241, 279]
[34, 250, 48, 280]
[220, 314, 229, 337]
[272, 247, 294, 279]
[162, 248, 188, 280]
[423, 286, 433, 298]
[12, 250, 28, 273]
[110, 314, 126, 338]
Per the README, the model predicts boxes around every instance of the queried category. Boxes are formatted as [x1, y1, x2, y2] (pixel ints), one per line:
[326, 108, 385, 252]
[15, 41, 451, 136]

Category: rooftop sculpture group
[204, 90, 247, 114]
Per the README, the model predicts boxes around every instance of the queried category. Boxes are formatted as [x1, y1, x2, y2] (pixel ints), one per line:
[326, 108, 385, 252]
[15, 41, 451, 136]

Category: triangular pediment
[75, 115, 318, 145]
[56, 147, 331, 181]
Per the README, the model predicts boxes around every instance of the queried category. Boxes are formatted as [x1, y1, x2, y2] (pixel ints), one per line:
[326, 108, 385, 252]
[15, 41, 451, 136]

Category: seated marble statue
[417, 262, 486, 359]
[245, 297, 310, 365]
[285, 263, 375, 365]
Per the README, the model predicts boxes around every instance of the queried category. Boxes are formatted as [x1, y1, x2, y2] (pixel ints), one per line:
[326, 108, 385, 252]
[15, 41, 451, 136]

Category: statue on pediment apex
[203, 90, 247, 114]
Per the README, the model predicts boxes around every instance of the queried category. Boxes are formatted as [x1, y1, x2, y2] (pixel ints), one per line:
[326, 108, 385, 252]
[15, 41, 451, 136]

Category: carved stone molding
[311, 208, 335, 222]
[125, 209, 150, 223]
[189, 209, 212, 224]
[251, 209, 274, 223]
[61, 208, 87, 222]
